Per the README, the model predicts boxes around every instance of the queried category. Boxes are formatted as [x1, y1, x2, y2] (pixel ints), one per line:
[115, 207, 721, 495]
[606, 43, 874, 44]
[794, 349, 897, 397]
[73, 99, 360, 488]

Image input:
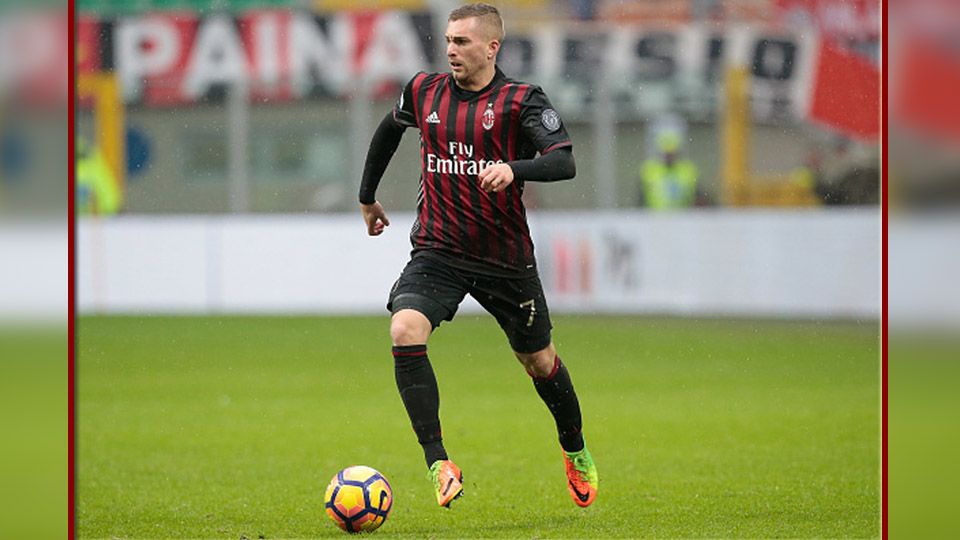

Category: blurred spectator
[637, 132, 700, 209]
[812, 137, 880, 205]
[692, 0, 724, 22]
[570, 0, 597, 20]
[0, 127, 29, 185]
[75, 137, 121, 216]
[788, 147, 821, 194]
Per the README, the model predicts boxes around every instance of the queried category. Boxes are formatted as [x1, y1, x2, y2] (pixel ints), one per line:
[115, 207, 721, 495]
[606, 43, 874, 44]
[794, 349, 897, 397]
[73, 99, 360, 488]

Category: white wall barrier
[532, 210, 879, 318]
[0, 221, 67, 321]
[76, 210, 880, 319]
[889, 216, 960, 330]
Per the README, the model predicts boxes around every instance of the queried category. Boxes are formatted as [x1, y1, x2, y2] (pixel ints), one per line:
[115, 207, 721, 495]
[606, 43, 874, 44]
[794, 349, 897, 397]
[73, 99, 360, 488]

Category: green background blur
[0, 326, 68, 539]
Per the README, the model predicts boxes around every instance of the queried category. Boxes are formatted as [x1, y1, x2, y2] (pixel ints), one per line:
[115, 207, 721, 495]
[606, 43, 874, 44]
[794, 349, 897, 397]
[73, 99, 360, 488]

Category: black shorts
[387, 253, 553, 354]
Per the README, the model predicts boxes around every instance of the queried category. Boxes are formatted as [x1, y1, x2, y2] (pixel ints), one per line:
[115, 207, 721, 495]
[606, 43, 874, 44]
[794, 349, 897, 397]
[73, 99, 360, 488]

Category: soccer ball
[324, 465, 393, 534]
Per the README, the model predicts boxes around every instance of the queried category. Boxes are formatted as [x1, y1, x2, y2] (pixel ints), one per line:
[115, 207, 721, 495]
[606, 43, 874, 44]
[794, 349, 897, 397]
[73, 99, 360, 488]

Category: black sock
[531, 356, 585, 453]
[393, 345, 448, 467]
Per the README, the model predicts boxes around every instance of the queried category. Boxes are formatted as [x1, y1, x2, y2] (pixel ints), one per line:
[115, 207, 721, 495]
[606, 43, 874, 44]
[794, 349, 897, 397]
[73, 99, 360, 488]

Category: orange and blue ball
[324, 466, 393, 534]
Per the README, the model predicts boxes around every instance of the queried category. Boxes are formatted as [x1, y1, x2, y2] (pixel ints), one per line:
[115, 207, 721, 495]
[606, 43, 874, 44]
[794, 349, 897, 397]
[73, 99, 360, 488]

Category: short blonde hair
[448, 3, 505, 42]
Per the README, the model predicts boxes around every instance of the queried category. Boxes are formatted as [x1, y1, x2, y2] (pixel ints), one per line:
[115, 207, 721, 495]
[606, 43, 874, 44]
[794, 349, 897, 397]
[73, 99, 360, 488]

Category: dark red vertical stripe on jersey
[489, 86, 511, 158]
[506, 85, 532, 266]
[478, 89, 501, 264]
[493, 84, 521, 266]
[412, 73, 428, 236]
[480, 86, 510, 260]
[456, 98, 477, 251]
[438, 85, 459, 245]
[505, 85, 529, 160]
[415, 78, 434, 246]
[410, 73, 426, 128]
[472, 93, 493, 263]
[432, 80, 454, 244]
[419, 77, 443, 248]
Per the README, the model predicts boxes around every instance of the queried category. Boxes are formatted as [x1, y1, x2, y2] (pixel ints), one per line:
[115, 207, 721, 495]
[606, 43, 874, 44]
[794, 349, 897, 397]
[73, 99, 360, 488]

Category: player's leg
[389, 309, 445, 465]
[515, 343, 597, 507]
[386, 255, 466, 507]
[514, 343, 584, 453]
[470, 274, 597, 507]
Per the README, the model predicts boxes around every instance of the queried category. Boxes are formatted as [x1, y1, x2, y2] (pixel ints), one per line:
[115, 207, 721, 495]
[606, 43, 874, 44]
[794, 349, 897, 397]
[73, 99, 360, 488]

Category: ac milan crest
[482, 106, 495, 131]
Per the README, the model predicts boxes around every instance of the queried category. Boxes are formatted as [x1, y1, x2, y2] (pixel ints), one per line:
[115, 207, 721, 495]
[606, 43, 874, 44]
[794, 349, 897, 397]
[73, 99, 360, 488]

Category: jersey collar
[449, 66, 506, 102]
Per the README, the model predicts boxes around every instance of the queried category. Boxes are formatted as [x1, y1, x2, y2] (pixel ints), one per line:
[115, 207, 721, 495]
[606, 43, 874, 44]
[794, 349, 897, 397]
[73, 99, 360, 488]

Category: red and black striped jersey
[392, 67, 573, 276]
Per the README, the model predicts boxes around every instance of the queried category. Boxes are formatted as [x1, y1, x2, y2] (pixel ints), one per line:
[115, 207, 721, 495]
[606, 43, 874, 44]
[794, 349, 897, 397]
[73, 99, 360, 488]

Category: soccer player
[358, 3, 597, 509]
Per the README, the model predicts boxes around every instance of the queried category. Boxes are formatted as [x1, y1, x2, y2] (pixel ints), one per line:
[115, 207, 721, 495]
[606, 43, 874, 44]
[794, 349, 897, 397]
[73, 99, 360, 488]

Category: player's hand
[478, 163, 515, 193]
[360, 201, 390, 236]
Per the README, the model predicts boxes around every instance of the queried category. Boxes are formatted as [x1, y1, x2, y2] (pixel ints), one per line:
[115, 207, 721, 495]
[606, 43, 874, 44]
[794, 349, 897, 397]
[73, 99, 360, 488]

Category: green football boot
[563, 445, 598, 507]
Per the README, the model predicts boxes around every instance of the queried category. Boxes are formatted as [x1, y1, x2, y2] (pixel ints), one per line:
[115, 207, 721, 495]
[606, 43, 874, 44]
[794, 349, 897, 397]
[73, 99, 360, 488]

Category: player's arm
[358, 76, 419, 235]
[479, 147, 575, 192]
[358, 113, 405, 235]
[508, 147, 576, 182]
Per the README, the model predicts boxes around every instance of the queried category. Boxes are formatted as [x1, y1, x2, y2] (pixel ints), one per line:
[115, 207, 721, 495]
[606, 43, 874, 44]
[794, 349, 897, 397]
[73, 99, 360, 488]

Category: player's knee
[515, 343, 557, 377]
[390, 310, 431, 346]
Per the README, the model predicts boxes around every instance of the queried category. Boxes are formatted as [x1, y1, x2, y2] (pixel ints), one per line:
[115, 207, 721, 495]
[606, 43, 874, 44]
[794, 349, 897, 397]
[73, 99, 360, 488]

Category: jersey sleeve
[392, 73, 422, 128]
[519, 87, 573, 154]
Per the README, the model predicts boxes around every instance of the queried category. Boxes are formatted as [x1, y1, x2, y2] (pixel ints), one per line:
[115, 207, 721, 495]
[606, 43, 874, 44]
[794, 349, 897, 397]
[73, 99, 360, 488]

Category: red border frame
[63, 2, 889, 538]
[68, 0, 77, 538]
[880, 0, 888, 539]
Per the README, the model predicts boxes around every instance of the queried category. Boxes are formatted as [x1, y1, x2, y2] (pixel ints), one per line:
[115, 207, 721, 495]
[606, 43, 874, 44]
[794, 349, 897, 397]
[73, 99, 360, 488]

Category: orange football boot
[564, 445, 598, 507]
[428, 460, 464, 508]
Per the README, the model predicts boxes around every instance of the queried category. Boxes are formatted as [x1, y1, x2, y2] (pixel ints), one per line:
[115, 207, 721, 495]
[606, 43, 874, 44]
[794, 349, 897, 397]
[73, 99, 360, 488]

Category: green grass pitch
[77, 315, 879, 538]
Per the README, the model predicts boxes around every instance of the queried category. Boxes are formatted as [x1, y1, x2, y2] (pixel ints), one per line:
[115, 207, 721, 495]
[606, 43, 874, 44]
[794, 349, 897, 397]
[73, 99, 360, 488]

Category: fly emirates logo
[426, 142, 502, 176]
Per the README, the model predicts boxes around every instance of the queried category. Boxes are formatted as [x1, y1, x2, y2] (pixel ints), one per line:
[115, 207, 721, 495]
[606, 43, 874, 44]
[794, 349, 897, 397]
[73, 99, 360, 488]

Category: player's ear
[487, 39, 500, 60]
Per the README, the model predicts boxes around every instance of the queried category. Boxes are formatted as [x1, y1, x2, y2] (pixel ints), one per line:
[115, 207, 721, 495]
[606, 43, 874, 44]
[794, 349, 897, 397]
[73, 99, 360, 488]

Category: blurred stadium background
[66, 1, 888, 538]
[73, 0, 880, 215]
[0, 2, 67, 539]
[67, 0, 888, 538]
[70, 0, 883, 318]
[4, 0, 939, 538]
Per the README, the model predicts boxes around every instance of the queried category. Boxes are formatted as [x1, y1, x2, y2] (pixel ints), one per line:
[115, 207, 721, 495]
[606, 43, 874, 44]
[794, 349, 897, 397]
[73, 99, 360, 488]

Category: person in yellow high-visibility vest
[76, 137, 122, 216]
[638, 133, 699, 210]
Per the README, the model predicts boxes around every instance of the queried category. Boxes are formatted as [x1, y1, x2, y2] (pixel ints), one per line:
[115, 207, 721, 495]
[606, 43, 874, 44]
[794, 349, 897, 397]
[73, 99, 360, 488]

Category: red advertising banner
[808, 39, 879, 141]
[132, 14, 200, 106]
[0, 10, 67, 106]
[894, 37, 960, 141]
[75, 8, 879, 142]
[776, 0, 880, 40]
[77, 15, 102, 74]
[79, 10, 433, 106]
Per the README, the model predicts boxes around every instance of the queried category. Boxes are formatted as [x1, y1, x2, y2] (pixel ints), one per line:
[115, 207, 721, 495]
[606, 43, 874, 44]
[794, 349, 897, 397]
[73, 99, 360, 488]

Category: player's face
[445, 17, 495, 89]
